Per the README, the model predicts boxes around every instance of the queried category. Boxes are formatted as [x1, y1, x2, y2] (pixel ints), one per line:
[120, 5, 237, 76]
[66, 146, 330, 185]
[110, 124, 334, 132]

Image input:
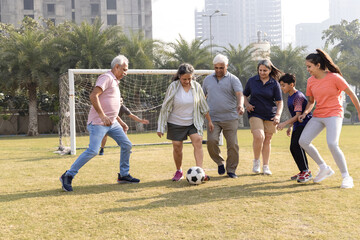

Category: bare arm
[277, 112, 301, 130]
[116, 116, 129, 133]
[205, 112, 214, 132]
[299, 96, 315, 122]
[89, 87, 111, 126]
[344, 87, 360, 120]
[129, 114, 149, 124]
[272, 100, 283, 125]
[244, 96, 255, 112]
[236, 91, 245, 115]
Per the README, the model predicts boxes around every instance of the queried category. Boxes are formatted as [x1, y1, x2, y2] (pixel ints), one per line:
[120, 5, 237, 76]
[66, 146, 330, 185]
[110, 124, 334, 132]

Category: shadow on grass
[100, 179, 329, 213]
[0, 178, 189, 203]
[0, 176, 331, 207]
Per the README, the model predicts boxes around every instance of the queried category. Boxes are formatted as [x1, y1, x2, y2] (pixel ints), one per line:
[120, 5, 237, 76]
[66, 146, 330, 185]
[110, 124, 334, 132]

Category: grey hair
[111, 55, 129, 69]
[213, 54, 229, 65]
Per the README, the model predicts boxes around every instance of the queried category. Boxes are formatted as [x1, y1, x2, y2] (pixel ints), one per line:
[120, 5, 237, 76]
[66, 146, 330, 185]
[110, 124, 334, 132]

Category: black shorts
[166, 122, 198, 141]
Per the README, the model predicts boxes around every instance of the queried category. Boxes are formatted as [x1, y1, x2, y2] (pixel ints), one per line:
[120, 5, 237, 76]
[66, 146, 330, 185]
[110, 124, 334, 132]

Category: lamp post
[202, 10, 227, 59]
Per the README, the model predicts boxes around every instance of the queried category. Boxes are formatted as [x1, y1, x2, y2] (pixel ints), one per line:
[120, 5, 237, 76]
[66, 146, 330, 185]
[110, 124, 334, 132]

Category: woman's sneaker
[172, 170, 183, 181]
[252, 159, 261, 173]
[313, 166, 335, 183]
[341, 176, 354, 189]
[263, 165, 272, 175]
[297, 171, 312, 183]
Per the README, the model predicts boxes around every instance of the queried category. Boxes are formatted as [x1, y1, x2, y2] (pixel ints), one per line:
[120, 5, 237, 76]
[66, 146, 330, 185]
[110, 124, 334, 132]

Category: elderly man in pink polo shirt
[60, 55, 140, 192]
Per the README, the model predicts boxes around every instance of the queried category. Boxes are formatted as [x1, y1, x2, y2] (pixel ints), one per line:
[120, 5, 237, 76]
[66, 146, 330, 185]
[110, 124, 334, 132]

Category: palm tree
[57, 18, 122, 70]
[118, 30, 158, 69]
[0, 17, 57, 135]
[270, 44, 308, 92]
[165, 35, 212, 69]
[322, 19, 360, 53]
[222, 44, 257, 87]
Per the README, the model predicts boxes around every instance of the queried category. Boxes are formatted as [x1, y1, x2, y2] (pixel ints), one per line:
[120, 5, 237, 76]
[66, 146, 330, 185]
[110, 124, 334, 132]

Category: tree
[0, 17, 58, 135]
[118, 30, 158, 69]
[322, 19, 360, 52]
[57, 18, 122, 70]
[222, 44, 257, 87]
[164, 35, 212, 69]
[322, 19, 360, 92]
[270, 44, 308, 92]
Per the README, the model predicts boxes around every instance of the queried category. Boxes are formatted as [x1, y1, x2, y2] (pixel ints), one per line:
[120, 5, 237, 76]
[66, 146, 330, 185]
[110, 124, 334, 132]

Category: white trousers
[299, 116, 349, 175]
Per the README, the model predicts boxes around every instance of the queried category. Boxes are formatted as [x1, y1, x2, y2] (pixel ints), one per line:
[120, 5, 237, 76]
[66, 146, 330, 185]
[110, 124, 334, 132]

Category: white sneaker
[252, 159, 260, 173]
[263, 165, 272, 175]
[341, 176, 354, 189]
[313, 166, 335, 183]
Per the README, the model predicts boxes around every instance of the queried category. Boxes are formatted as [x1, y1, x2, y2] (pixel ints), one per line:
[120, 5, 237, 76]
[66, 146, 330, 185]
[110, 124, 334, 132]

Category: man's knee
[120, 140, 132, 151]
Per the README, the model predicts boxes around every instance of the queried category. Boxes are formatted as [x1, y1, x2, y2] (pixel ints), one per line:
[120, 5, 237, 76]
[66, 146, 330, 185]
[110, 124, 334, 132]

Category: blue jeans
[66, 121, 132, 177]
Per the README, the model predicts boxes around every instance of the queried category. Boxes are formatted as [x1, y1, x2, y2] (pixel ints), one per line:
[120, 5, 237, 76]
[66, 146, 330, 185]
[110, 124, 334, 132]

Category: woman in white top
[157, 63, 214, 181]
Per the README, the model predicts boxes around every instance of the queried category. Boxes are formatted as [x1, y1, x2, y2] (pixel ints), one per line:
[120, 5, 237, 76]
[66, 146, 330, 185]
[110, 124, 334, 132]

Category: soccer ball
[186, 166, 205, 185]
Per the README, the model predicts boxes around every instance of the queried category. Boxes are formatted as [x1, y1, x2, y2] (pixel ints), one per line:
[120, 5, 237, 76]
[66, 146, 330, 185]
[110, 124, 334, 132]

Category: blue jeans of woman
[66, 121, 132, 177]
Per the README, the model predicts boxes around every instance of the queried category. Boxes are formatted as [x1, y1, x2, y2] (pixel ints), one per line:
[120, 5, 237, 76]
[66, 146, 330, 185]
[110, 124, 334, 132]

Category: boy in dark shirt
[277, 73, 312, 183]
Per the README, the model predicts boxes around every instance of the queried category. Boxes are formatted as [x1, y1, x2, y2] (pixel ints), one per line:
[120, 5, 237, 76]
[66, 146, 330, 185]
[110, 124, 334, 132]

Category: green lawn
[1, 125, 360, 239]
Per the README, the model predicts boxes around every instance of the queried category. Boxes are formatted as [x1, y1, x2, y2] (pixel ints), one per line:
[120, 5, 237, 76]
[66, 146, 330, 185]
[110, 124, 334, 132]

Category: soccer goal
[58, 69, 214, 155]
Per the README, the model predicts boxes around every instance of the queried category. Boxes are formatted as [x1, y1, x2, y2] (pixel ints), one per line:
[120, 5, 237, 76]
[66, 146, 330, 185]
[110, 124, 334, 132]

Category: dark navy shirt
[287, 91, 312, 131]
[119, 105, 131, 117]
[243, 75, 282, 120]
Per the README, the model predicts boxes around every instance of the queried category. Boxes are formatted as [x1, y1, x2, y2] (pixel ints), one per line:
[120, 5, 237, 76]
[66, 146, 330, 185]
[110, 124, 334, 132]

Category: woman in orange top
[298, 49, 360, 189]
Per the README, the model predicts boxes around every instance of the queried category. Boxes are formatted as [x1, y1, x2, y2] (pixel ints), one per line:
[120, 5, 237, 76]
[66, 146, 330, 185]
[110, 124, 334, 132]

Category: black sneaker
[117, 173, 140, 184]
[99, 148, 104, 155]
[227, 172, 238, 178]
[60, 171, 73, 191]
[218, 164, 225, 175]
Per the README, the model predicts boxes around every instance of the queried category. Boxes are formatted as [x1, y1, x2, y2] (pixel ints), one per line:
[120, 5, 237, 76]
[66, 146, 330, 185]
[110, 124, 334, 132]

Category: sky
[152, 0, 329, 45]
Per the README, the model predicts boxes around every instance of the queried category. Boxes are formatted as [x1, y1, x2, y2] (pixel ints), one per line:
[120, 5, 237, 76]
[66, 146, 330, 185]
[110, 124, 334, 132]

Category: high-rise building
[296, 0, 360, 52]
[195, 0, 282, 51]
[0, 0, 152, 39]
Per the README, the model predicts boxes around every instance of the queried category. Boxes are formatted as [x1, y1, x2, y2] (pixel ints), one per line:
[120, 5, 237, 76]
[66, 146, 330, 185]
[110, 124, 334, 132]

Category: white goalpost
[59, 69, 219, 155]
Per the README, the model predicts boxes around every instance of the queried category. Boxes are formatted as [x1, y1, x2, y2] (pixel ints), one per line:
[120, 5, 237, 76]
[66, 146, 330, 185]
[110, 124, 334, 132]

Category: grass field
[1, 125, 360, 239]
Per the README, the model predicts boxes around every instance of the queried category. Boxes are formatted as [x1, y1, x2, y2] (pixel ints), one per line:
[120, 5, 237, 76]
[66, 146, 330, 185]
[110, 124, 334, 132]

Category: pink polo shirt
[87, 71, 121, 125]
[306, 72, 349, 118]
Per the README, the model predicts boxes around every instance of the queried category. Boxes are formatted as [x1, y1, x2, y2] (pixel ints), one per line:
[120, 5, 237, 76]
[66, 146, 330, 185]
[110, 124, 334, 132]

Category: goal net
[58, 69, 214, 155]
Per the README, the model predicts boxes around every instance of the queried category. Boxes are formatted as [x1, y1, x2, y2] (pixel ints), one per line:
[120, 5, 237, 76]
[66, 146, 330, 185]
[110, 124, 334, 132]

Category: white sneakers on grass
[341, 176, 354, 189]
[313, 166, 335, 183]
[252, 160, 272, 175]
[263, 165, 272, 175]
[252, 159, 260, 173]
[313, 166, 354, 188]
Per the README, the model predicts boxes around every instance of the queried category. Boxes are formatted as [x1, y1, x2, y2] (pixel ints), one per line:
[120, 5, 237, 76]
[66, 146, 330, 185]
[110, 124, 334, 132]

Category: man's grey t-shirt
[202, 72, 243, 121]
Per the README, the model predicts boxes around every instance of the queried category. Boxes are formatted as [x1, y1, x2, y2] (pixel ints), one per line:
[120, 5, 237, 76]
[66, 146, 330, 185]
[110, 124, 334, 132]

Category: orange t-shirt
[306, 72, 349, 118]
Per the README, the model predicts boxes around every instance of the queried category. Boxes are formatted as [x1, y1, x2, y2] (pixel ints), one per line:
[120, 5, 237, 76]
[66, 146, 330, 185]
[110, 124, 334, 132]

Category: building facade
[195, 0, 282, 52]
[0, 0, 152, 39]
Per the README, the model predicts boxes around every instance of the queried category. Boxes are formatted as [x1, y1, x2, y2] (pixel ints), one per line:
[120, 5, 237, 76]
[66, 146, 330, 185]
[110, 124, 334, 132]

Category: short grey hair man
[111, 55, 129, 69]
[213, 54, 229, 65]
